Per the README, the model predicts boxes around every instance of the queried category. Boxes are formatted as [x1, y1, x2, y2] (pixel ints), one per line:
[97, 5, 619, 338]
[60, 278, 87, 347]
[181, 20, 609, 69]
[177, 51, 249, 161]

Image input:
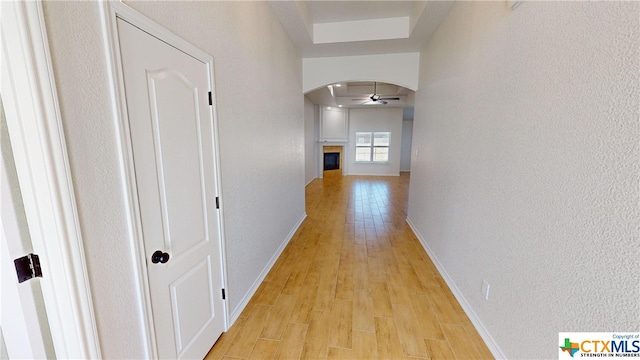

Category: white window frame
[355, 132, 391, 163]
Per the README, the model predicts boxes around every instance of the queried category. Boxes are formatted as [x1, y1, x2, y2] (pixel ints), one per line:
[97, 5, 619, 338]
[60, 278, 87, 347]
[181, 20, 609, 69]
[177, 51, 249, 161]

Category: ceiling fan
[352, 82, 400, 105]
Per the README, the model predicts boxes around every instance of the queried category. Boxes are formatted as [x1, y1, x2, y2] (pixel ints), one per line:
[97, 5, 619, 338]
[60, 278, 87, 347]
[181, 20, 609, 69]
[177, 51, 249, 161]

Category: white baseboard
[344, 173, 400, 177]
[406, 217, 507, 360]
[228, 213, 307, 325]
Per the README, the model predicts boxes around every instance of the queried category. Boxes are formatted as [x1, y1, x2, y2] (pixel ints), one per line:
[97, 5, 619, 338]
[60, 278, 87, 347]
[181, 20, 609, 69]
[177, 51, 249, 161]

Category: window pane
[373, 132, 390, 146]
[356, 148, 371, 162]
[373, 147, 389, 162]
[356, 132, 372, 146]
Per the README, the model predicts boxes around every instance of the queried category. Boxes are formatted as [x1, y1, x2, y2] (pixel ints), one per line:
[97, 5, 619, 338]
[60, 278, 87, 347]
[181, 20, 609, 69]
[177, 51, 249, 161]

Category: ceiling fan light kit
[315, 81, 408, 108]
[352, 81, 401, 105]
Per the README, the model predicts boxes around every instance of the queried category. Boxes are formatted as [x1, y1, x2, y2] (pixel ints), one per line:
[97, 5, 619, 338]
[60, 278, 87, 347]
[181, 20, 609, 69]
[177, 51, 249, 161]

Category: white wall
[42, 2, 305, 357]
[319, 107, 348, 142]
[400, 120, 413, 172]
[304, 97, 317, 185]
[303, 53, 420, 92]
[346, 107, 403, 176]
[407, 2, 639, 358]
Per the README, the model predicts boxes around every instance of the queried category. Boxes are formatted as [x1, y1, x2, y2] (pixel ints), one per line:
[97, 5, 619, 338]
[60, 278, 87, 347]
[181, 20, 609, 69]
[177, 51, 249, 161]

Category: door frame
[0, 1, 101, 358]
[1, 115, 55, 359]
[99, 2, 229, 357]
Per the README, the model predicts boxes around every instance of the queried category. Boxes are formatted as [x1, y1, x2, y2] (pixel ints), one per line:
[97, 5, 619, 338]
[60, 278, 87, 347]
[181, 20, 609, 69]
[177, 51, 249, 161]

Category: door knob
[151, 250, 170, 264]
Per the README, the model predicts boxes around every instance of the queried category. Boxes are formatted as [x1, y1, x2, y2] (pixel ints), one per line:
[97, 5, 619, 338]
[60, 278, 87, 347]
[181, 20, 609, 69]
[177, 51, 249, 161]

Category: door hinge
[215, 196, 220, 209]
[208, 91, 213, 106]
[222, 288, 226, 300]
[14, 253, 42, 283]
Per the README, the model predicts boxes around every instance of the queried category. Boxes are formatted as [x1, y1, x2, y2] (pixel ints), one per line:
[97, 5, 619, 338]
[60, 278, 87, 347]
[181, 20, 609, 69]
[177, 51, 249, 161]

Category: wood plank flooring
[205, 174, 493, 360]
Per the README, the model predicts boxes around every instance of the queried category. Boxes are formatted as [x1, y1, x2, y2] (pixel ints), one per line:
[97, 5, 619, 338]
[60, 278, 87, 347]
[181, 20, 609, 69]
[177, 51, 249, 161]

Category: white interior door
[1, 128, 55, 360]
[116, 18, 225, 359]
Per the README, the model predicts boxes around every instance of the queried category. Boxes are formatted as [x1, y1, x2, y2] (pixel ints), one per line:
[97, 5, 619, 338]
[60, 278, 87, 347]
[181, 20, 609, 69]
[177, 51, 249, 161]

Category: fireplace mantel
[317, 140, 347, 144]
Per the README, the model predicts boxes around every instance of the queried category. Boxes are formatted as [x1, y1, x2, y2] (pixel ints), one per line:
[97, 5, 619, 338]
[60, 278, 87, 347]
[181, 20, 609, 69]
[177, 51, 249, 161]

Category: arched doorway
[304, 81, 415, 182]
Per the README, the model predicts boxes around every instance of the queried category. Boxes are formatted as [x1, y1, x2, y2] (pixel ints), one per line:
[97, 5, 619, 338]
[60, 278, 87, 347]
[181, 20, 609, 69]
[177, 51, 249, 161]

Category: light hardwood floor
[205, 174, 493, 360]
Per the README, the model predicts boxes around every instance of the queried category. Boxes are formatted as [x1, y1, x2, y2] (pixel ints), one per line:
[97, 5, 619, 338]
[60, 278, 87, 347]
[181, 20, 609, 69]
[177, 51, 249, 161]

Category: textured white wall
[408, 2, 639, 358]
[400, 120, 413, 172]
[41, 3, 145, 356]
[42, 2, 305, 357]
[304, 97, 317, 185]
[347, 108, 403, 176]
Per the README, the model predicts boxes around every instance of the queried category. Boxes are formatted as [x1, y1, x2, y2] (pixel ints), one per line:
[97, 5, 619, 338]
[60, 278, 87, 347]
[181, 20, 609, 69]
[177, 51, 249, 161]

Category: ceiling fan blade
[379, 97, 400, 101]
[379, 100, 388, 105]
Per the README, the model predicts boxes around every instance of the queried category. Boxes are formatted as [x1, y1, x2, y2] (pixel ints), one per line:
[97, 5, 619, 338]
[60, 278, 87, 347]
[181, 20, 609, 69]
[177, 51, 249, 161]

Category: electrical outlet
[414, 148, 419, 157]
[481, 279, 490, 300]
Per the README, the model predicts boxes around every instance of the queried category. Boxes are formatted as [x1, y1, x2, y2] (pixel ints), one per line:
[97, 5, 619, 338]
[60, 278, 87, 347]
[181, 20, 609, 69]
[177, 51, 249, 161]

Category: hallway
[206, 174, 493, 359]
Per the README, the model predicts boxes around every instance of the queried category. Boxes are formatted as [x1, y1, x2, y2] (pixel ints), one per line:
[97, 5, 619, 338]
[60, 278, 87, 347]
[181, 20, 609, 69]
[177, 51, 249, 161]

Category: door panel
[117, 17, 224, 359]
[171, 256, 214, 352]
[147, 69, 207, 256]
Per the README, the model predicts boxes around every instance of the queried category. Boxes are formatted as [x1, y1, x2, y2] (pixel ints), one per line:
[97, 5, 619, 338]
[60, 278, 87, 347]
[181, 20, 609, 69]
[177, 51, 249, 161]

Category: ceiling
[268, 1, 454, 58]
[268, 1, 454, 112]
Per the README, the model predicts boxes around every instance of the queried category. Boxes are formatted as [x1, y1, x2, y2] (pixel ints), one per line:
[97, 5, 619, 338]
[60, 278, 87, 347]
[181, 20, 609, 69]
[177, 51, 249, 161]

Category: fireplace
[324, 152, 340, 171]
[322, 145, 343, 177]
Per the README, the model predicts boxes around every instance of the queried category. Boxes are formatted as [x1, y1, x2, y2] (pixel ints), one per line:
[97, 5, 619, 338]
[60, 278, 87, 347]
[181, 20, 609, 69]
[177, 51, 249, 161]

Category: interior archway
[305, 80, 414, 110]
[303, 80, 415, 184]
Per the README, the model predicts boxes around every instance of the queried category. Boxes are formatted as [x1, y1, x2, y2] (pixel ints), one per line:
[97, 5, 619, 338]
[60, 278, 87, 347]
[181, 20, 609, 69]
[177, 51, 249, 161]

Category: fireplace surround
[322, 145, 343, 177]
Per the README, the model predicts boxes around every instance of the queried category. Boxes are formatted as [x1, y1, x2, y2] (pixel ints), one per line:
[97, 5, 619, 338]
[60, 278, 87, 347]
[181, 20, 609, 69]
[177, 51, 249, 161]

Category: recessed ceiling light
[338, 105, 343, 107]
[335, 84, 341, 87]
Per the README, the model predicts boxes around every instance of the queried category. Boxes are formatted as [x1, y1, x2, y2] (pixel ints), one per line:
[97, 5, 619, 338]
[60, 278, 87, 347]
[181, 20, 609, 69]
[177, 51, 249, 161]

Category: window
[355, 132, 390, 162]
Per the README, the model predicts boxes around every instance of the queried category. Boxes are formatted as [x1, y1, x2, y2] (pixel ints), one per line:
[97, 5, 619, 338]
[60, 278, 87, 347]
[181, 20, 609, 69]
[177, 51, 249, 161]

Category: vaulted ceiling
[269, 1, 454, 110]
